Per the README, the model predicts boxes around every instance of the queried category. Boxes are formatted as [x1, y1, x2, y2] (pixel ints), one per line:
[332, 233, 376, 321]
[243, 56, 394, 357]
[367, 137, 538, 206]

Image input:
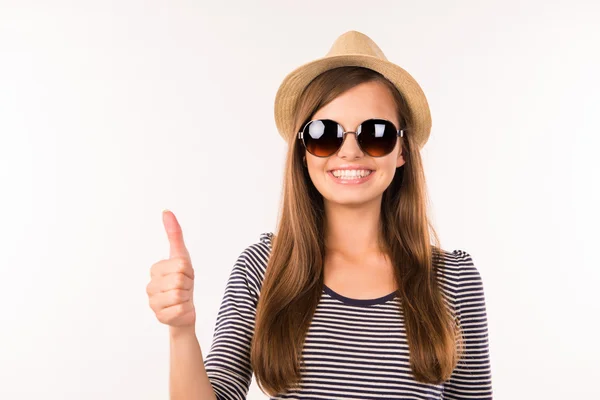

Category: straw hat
[273, 30, 432, 150]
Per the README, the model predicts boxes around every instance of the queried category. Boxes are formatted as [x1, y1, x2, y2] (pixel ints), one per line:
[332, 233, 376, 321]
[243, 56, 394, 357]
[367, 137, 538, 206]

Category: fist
[146, 210, 196, 327]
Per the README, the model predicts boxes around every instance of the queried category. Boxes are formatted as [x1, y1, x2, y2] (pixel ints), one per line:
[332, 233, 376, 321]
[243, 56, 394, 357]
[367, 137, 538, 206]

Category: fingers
[150, 257, 194, 280]
[148, 287, 193, 311]
[162, 209, 190, 260]
[146, 272, 194, 296]
[156, 301, 196, 326]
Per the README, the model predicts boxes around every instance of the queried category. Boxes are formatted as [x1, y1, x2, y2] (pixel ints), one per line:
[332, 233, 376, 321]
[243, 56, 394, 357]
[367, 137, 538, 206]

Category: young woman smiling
[147, 30, 493, 400]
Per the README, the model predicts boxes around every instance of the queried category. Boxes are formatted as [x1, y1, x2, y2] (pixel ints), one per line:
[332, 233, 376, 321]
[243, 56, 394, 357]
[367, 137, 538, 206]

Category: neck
[323, 196, 385, 257]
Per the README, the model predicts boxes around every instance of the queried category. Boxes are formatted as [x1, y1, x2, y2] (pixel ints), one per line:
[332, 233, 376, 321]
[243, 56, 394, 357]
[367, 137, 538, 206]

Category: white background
[1, 1, 598, 399]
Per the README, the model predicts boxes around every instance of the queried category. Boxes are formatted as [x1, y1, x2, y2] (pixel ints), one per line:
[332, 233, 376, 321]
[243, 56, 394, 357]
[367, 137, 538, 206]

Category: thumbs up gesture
[146, 210, 196, 327]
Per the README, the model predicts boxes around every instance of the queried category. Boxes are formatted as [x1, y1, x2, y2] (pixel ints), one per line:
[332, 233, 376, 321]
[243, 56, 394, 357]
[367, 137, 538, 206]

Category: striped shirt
[204, 232, 493, 399]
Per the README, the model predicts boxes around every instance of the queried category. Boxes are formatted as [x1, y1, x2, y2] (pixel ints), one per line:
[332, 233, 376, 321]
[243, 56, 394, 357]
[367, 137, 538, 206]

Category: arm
[203, 247, 259, 400]
[442, 250, 494, 399]
[169, 326, 217, 400]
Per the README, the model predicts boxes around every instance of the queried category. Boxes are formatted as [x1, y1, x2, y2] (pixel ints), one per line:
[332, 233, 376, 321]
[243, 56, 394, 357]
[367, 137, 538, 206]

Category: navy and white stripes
[204, 232, 493, 399]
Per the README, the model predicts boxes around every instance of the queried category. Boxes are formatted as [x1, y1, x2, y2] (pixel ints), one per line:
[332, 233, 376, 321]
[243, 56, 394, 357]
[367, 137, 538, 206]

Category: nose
[336, 132, 364, 159]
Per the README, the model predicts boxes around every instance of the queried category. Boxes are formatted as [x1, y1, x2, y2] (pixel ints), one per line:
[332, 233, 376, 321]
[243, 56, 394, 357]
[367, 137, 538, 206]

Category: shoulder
[235, 231, 274, 297]
[434, 248, 481, 282]
[434, 248, 486, 312]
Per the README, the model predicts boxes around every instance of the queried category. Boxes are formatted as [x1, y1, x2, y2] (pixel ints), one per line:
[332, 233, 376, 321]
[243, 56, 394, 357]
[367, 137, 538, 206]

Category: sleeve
[203, 248, 258, 400]
[442, 250, 494, 399]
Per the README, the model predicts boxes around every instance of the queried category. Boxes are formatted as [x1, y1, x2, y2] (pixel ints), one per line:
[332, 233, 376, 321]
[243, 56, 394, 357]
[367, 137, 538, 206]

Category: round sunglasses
[298, 118, 405, 158]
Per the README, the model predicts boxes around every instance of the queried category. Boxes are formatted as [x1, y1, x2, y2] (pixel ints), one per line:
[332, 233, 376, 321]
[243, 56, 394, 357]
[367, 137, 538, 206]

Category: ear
[396, 147, 405, 168]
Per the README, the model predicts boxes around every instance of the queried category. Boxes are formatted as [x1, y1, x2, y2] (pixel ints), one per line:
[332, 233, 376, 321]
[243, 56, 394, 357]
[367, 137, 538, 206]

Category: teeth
[332, 169, 372, 179]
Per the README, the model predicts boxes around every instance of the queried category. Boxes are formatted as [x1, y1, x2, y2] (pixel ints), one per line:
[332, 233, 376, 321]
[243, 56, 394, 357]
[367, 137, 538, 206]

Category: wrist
[169, 324, 196, 340]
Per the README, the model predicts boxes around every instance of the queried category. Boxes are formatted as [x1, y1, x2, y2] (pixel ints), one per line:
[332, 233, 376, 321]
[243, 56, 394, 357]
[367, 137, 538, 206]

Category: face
[304, 81, 405, 207]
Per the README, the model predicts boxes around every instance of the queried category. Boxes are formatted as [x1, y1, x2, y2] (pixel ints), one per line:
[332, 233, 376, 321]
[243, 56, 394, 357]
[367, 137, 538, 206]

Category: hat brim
[274, 54, 432, 150]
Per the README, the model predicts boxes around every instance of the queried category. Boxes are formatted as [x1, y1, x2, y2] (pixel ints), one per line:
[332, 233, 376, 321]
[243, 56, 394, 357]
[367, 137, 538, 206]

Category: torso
[204, 233, 493, 400]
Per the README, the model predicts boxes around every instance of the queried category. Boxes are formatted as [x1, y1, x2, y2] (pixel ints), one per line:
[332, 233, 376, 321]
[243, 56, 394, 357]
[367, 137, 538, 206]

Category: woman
[148, 30, 493, 399]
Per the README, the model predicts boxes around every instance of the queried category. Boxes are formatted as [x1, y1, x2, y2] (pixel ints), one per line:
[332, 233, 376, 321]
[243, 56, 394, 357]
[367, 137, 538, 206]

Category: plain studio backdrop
[1, 1, 598, 399]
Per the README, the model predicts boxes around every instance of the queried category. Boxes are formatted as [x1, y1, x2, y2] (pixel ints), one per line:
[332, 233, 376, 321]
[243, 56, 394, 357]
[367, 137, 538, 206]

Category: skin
[305, 81, 405, 298]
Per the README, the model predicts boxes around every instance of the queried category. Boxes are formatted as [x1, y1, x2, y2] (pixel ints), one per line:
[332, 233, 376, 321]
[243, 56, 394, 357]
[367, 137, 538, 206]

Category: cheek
[308, 166, 326, 185]
[306, 162, 332, 191]
[376, 153, 402, 173]
[306, 158, 328, 174]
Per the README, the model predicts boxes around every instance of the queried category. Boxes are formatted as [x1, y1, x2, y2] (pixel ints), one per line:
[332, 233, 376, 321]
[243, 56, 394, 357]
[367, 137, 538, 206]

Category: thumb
[162, 209, 190, 259]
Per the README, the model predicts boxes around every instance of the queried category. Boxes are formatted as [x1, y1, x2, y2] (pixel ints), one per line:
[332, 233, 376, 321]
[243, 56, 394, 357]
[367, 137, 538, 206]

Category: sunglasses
[298, 118, 405, 158]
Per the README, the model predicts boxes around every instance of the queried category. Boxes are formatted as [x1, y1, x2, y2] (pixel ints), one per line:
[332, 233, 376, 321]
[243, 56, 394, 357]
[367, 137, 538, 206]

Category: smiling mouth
[327, 170, 375, 184]
[330, 169, 373, 179]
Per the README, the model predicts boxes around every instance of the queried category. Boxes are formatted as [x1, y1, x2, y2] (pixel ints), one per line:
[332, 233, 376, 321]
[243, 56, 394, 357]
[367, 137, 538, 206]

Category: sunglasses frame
[297, 118, 405, 158]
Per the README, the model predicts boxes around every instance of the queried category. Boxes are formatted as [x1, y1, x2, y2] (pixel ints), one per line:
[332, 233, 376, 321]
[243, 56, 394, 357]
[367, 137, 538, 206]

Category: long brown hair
[250, 66, 464, 396]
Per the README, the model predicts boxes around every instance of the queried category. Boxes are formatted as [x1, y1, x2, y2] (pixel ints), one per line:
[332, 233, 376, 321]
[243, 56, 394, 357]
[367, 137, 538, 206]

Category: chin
[323, 191, 383, 207]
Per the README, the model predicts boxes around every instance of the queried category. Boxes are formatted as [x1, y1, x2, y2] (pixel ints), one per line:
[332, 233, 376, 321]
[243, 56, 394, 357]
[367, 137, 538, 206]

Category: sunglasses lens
[358, 119, 398, 156]
[303, 119, 343, 157]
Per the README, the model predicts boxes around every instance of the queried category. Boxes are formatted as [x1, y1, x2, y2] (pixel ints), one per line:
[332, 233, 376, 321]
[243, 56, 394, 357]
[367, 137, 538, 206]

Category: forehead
[312, 81, 399, 129]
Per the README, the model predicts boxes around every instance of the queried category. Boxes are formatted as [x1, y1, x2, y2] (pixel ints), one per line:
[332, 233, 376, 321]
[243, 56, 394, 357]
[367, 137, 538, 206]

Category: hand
[147, 210, 196, 327]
